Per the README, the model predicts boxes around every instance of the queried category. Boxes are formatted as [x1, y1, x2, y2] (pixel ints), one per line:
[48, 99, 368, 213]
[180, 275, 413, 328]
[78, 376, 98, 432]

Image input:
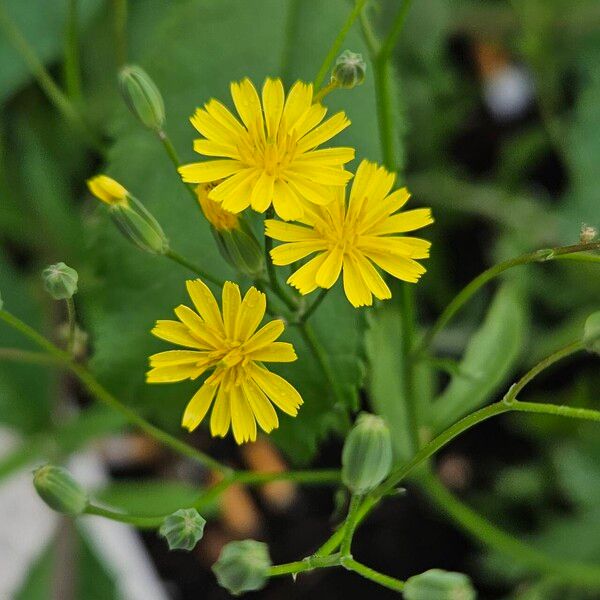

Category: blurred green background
[0, 0, 599, 598]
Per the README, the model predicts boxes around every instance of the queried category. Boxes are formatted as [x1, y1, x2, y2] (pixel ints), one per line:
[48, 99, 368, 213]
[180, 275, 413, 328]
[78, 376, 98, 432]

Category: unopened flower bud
[342, 413, 392, 494]
[159, 508, 206, 551]
[196, 184, 264, 276]
[42, 263, 78, 300]
[403, 569, 476, 600]
[87, 175, 169, 255]
[583, 312, 600, 355]
[331, 50, 367, 89]
[580, 223, 597, 244]
[119, 65, 165, 131]
[33, 465, 88, 515]
[212, 540, 271, 596]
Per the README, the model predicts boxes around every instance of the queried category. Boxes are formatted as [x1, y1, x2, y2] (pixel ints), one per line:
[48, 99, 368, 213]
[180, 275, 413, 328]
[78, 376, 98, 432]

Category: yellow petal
[221, 281, 242, 338]
[243, 320, 284, 352]
[250, 171, 275, 213]
[265, 219, 319, 242]
[182, 383, 218, 431]
[342, 253, 373, 307]
[210, 383, 231, 437]
[292, 103, 327, 138]
[149, 350, 206, 367]
[185, 280, 224, 333]
[235, 286, 266, 341]
[191, 107, 239, 145]
[288, 164, 353, 186]
[270, 241, 326, 266]
[262, 78, 285, 139]
[242, 378, 279, 433]
[230, 385, 257, 444]
[272, 180, 304, 221]
[353, 253, 392, 301]
[297, 112, 350, 153]
[287, 174, 334, 205]
[174, 305, 222, 348]
[248, 364, 303, 416]
[286, 253, 328, 295]
[151, 320, 208, 349]
[282, 81, 313, 131]
[146, 363, 205, 383]
[179, 160, 243, 183]
[204, 99, 246, 138]
[231, 78, 264, 137]
[210, 168, 259, 213]
[363, 251, 426, 283]
[367, 208, 433, 235]
[315, 247, 343, 289]
[293, 147, 355, 165]
[193, 139, 239, 159]
[248, 341, 297, 363]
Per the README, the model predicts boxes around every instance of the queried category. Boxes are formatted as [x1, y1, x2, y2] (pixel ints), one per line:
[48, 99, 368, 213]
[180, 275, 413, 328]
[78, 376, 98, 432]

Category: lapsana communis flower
[178, 77, 355, 221]
[87, 175, 128, 206]
[265, 160, 433, 308]
[147, 280, 302, 444]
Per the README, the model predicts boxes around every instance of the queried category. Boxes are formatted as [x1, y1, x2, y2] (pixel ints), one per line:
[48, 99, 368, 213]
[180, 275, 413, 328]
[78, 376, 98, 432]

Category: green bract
[583, 311, 600, 354]
[213, 221, 264, 278]
[33, 465, 88, 515]
[212, 540, 271, 596]
[159, 508, 206, 551]
[403, 569, 476, 600]
[119, 64, 165, 131]
[41, 262, 78, 300]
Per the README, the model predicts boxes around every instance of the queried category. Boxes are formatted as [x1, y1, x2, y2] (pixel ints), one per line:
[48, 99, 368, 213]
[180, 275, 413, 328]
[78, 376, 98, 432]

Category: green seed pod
[159, 508, 206, 551]
[403, 569, 476, 600]
[583, 312, 600, 355]
[33, 465, 88, 515]
[212, 540, 271, 596]
[119, 65, 165, 131]
[342, 413, 392, 494]
[331, 50, 367, 89]
[42, 263, 79, 300]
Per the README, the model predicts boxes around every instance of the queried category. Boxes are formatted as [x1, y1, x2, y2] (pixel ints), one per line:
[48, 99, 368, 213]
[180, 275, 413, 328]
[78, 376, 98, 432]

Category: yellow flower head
[147, 279, 302, 444]
[178, 77, 355, 221]
[196, 183, 238, 232]
[265, 160, 434, 308]
[87, 175, 129, 206]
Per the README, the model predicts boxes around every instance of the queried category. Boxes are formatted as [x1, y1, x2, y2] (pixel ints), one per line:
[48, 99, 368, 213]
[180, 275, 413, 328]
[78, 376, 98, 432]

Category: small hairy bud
[33, 465, 88, 515]
[331, 50, 367, 89]
[583, 312, 600, 355]
[42, 262, 78, 300]
[119, 65, 165, 131]
[342, 413, 392, 494]
[403, 569, 476, 600]
[159, 508, 206, 551]
[580, 223, 598, 244]
[212, 540, 271, 596]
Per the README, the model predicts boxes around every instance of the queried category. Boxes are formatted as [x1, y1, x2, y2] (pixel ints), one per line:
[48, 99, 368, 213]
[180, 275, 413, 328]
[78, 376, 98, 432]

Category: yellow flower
[196, 183, 238, 232]
[178, 77, 355, 221]
[87, 175, 129, 206]
[147, 279, 302, 444]
[265, 160, 433, 308]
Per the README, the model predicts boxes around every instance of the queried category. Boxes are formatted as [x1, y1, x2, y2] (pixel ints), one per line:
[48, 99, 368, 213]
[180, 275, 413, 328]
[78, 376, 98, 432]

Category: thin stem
[65, 297, 76, 356]
[0, 310, 230, 475]
[279, 0, 301, 85]
[340, 494, 362, 556]
[165, 248, 223, 286]
[85, 504, 163, 529]
[314, 0, 369, 89]
[157, 129, 199, 201]
[298, 288, 328, 324]
[378, 0, 414, 63]
[0, 4, 105, 154]
[358, 7, 379, 56]
[421, 473, 600, 588]
[513, 401, 600, 423]
[269, 554, 341, 577]
[64, 0, 82, 101]
[341, 557, 405, 592]
[0, 347, 63, 366]
[313, 81, 338, 104]
[416, 241, 600, 356]
[112, 0, 127, 67]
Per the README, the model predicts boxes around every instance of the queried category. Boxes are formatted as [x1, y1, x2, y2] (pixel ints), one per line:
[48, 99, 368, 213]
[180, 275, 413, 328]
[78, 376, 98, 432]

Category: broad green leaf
[429, 283, 527, 432]
[85, 0, 379, 462]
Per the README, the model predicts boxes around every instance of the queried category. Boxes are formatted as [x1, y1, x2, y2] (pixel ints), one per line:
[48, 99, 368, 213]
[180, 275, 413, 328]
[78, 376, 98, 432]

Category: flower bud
[196, 184, 264, 276]
[331, 50, 367, 89]
[87, 175, 169, 255]
[403, 569, 476, 600]
[580, 223, 597, 244]
[33, 465, 88, 515]
[119, 65, 165, 131]
[42, 262, 78, 300]
[212, 540, 271, 596]
[342, 413, 392, 494]
[159, 508, 206, 551]
[583, 312, 600, 355]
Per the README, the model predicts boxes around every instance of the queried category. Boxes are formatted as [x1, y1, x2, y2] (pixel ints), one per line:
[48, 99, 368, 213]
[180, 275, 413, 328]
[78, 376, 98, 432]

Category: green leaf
[429, 283, 527, 432]
[85, 0, 380, 462]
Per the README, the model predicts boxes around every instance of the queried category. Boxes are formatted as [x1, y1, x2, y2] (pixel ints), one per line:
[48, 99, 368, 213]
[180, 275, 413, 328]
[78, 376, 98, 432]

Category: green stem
[378, 0, 414, 63]
[314, 0, 369, 89]
[279, 0, 301, 85]
[64, 0, 82, 101]
[0, 347, 63, 366]
[269, 554, 341, 577]
[340, 494, 362, 556]
[298, 288, 328, 324]
[85, 504, 162, 529]
[164, 248, 223, 286]
[313, 81, 338, 104]
[112, 0, 127, 67]
[421, 473, 600, 588]
[157, 129, 199, 201]
[0, 4, 105, 154]
[341, 557, 405, 592]
[416, 241, 600, 356]
[0, 310, 230, 475]
[65, 297, 76, 356]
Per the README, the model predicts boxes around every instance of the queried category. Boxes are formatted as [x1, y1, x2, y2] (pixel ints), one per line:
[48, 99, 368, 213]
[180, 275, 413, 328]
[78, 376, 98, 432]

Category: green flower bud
[212, 540, 271, 596]
[583, 312, 600, 355]
[159, 508, 206, 551]
[33, 465, 88, 515]
[331, 50, 367, 89]
[403, 569, 476, 600]
[342, 413, 392, 494]
[42, 263, 78, 300]
[119, 65, 165, 131]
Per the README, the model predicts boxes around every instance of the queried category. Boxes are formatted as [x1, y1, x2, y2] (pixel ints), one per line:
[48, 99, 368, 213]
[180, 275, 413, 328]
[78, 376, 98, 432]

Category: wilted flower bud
[403, 569, 476, 600]
[580, 223, 597, 244]
[331, 50, 367, 89]
[87, 175, 169, 255]
[42, 262, 78, 300]
[342, 413, 392, 494]
[159, 508, 206, 551]
[583, 312, 600, 355]
[119, 65, 165, 131]
[212, 540, 271, 596]
[33, 465, 88, 515]
[196, 184, 264, 276]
